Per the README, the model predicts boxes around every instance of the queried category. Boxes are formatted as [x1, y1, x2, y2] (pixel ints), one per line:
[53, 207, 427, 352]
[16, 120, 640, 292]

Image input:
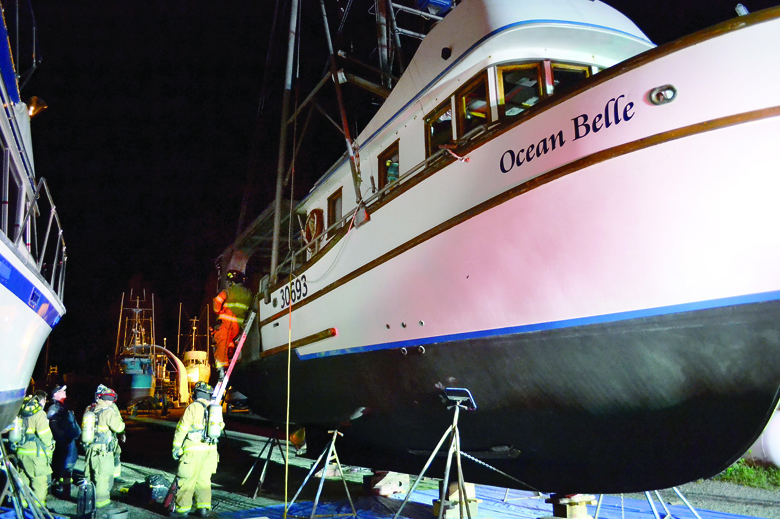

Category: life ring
[303, 209, 324, 253]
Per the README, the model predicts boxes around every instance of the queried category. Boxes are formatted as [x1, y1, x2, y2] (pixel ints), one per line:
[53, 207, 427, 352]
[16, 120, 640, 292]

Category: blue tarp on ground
[0, 507, 67, 519]
[218, 484, 765, 519]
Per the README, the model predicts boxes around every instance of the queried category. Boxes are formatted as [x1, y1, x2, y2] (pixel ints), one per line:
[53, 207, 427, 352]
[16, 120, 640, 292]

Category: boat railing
[12, 176, 67, 301]
[277, 123, 487, 278]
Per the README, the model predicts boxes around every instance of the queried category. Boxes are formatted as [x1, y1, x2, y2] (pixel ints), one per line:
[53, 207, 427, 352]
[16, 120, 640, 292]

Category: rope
[459, 451, 539, 491]
[442, 147, 470, 163]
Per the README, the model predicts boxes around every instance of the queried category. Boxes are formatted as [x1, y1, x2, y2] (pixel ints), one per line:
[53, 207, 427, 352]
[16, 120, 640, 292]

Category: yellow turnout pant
[17, 454, 51, 504]
[85, 445, 115, 508]
[174, 443, 219, 514]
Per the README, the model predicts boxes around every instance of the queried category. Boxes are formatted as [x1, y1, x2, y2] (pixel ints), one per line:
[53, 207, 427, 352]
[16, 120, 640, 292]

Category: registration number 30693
[278, 275, 308, 309]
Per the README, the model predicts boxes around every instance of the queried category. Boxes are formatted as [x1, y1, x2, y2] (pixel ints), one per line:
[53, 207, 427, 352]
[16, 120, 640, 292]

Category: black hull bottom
[234, 299, 780, 493]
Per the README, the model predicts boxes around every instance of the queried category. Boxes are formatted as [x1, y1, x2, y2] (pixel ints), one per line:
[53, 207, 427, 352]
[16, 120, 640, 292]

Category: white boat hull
[0, 236, 65, 429]
[228, 3, 780, 493]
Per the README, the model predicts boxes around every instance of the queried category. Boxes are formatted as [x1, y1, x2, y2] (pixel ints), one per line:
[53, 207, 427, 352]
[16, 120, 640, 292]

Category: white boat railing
[5, 174, 67, 301]
[279, 123, 487, 276]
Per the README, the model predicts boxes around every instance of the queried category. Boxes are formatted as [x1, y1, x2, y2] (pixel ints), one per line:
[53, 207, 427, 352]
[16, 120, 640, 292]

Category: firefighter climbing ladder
[211, 310, 256, 405]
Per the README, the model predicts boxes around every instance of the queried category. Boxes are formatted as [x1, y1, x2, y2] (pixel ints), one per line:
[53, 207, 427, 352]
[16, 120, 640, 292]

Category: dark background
[17, 0, 778, 376]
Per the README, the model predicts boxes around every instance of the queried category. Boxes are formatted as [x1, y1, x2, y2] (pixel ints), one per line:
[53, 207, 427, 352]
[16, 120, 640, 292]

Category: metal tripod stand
[287, 429, 357, 519]
[593, 488, 704, 519]
[393, 388, 478, 519]
[241, 429, 288, 498]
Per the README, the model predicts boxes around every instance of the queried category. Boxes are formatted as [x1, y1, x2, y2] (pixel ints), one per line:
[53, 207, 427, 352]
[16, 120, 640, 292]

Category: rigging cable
[337, 0, 355, 36]
[283, 1, 303, 516]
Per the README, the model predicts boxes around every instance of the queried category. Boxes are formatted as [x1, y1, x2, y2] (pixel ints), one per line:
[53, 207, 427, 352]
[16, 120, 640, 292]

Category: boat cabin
[294, 0, 653, 267]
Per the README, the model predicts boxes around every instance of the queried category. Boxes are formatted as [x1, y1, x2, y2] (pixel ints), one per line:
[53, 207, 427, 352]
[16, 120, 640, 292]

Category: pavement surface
[21, 409, 780, 519]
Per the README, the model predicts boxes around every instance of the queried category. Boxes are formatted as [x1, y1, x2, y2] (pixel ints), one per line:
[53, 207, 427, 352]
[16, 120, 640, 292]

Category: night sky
[20, 0, 779, 375]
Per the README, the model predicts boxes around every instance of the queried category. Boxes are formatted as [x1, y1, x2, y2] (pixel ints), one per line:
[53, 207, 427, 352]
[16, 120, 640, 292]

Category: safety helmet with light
[226, 270, 245, 284]
[95, 384, 118, 402]
[193, 381, 214, 400]
[20, 395, 42, 417]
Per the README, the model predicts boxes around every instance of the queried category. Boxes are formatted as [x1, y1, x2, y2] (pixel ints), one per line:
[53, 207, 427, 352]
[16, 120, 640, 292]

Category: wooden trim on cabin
[259, 105, 780, 329]
[360, 7, 780, 218]
[261, 327, 338, 358]
[260, 7, 780, 319]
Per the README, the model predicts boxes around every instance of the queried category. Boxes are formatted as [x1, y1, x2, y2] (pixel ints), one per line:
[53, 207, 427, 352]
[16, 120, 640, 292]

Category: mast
[114, 292, 125, 359]
[177, 302, 182, 355]
[319, 0, 364, 206]
[375, 0, 392, 88]
[270, 0, 301, 285]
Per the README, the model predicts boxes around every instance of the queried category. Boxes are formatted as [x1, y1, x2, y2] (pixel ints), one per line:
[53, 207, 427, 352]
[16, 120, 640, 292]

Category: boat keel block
[544, 494, 597, 519]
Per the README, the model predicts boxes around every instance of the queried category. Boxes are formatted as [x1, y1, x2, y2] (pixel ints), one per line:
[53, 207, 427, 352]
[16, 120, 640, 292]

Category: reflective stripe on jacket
[173, 400, 224, 453]
[214, 284, 252, 325]
[16, 410, 54, 458]
[88, 401, 125, 446]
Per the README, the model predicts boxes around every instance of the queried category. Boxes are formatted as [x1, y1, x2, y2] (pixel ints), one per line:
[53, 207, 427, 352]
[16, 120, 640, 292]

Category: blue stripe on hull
[0, 253, 62, 328]
[300, 290, 780, 360]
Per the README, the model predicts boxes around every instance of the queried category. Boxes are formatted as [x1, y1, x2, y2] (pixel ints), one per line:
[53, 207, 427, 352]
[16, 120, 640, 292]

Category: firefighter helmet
[95, 384, 118, 402]
[226, 270, 245, 285]
[20, 395, 42, 417]
[193, 381, 214, 400]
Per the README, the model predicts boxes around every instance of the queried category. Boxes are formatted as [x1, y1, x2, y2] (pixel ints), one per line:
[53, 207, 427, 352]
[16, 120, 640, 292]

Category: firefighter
[46, 384, 81, 499]
[212, 270, 253, 379]
[170, 382, 224, 518]
[11, 392, 55, 505]
[83, 385, 125, 510]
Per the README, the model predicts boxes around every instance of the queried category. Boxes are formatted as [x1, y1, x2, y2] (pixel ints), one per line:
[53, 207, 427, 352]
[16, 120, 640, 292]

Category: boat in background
[111, 291, 188, 408]
[0, 1, 67, 430]
[177, 307, 212, 388]
[221, 0, 780, 493]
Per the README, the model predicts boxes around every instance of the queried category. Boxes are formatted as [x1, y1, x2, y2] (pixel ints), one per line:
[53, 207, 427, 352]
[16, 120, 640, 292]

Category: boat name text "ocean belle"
[499, 95, 635, 173]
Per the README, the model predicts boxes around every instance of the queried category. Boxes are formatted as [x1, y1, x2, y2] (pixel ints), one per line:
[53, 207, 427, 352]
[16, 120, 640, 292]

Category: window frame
[377, 140, 400, 192]
[456, 72, 491, 136]
[425, 98, 456, 158]
[327, 187, 343, 239]
[550, 62, 593, 95]
[496, 62, 543, 119]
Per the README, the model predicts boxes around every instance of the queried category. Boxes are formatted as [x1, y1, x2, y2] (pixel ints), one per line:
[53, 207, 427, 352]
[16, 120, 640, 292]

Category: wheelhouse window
[551, 63, 591, 94]
[498, 64, 542, 118]
[378, 141, 400, 193]
[327, 188, 343, 238]
[457, 73, 490, 135]
[425, 100, 454, 157]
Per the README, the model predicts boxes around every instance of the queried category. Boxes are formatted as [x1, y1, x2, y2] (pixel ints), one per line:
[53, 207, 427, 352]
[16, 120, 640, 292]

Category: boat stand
[287, 429, 357, 519]
[0, 442, 58, 519]
[241, 428, 288, 498]
[544, 494, 597, 519]
[592, 488, 703, 519]
[392, 388, 478, 519]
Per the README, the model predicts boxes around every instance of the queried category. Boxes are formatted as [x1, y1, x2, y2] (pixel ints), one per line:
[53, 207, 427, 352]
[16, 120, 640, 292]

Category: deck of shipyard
[16, 409, 780, 519]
